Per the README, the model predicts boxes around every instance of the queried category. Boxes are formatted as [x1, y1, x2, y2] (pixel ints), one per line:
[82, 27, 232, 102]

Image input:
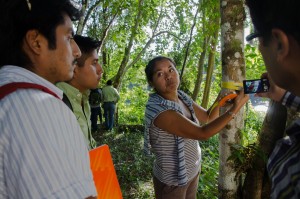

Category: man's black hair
[74, 35, 101, 55]
[246, 0, 300, 44]
[73, 35, 101, 67]
[106, 80, 113, 86]
[0, 0, 81, 68]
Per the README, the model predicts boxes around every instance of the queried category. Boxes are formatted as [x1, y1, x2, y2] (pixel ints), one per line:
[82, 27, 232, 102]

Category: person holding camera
[246, 0, 300, 198]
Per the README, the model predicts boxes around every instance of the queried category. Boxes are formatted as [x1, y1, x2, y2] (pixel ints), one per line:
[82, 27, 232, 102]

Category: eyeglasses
[26, 0, 32, 11]
[246, 32, 262, 42]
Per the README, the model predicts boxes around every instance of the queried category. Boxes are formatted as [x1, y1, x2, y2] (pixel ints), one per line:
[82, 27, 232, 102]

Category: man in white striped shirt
[0, 0, 97, 198]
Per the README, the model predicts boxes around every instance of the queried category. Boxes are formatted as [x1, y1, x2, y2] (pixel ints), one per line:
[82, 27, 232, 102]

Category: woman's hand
[230, 89, 249, 113]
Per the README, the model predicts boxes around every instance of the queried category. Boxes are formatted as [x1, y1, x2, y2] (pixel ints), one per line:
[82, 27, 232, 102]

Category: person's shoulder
[178, 90, 193, 102]
[178, 90, 188, 96]
[56, 82, 77, 93]
[1, 88, 77, 131]
[102, 85, 109, 91]
[90, 88, 100, 93]
[113, 87, 119, 93]
[89, 89, 102, 105]
[146, 93, 164, 105]
[56, 82, 68, 90]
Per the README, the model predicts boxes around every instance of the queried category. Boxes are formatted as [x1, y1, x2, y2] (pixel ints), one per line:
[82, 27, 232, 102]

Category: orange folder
[89, 144, 123, 199]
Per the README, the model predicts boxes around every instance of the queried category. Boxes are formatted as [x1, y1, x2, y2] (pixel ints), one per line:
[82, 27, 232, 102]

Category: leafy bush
[198, 135, 219, 199]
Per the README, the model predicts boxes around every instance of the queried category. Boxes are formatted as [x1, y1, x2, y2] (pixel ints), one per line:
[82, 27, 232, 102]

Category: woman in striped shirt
[144, 56, 249, 199]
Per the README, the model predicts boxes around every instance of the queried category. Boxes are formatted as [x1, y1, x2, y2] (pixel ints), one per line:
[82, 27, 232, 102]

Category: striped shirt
[267, 91, 300, 199]
[144, 91, 201, 186]
[0, 65, 97, 199]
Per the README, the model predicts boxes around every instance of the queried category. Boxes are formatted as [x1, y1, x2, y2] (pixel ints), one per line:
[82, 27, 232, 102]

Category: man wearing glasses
[246, 0, 300, 198]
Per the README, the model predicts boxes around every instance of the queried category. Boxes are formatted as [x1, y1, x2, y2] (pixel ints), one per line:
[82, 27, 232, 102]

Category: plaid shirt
[267, 91, 300, 199]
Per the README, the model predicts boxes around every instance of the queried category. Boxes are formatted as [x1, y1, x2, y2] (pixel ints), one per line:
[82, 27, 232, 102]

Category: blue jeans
[90, 106, 102, 131]
[103, 102, 116, 130]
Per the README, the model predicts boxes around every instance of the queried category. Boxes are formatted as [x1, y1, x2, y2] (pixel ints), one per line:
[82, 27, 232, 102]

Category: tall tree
[191, 36, 209, 100]
[113, 0, 183, 89]
[191, 0, 219, 101]
[113, 0, 144, 89]
[76, 0, 102, 35]
[179, 6, 200, 81]
[201, 28, 219, 108]
[219, 0, 246, 198]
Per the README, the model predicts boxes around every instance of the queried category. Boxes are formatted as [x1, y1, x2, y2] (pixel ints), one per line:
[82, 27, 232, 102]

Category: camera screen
[243, 79, 269, 94]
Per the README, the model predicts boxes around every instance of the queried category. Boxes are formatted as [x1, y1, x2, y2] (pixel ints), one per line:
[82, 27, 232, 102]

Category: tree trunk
[201, 30, 218, 109]
[191, 36, 209, 101]
[76, 0, 102, 35]
[180, 7, 199, 81]
[76, 0, 89, 35]
[219, 0, 246, 198]
[113, 0, 144, 90]
[242, 101, 287, 199]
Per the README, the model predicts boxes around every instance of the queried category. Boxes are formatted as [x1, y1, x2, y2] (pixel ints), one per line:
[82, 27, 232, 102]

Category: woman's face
[150, 59, 180, 95]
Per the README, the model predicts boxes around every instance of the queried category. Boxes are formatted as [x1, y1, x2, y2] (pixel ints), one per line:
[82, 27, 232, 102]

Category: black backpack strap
[62, 93, 73, 112]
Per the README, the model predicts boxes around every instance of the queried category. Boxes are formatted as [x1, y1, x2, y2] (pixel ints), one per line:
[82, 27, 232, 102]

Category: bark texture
[219, 0, 246, 198]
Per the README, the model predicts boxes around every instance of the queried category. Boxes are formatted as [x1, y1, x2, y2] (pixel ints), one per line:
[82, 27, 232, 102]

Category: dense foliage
[73, 0, 269, 197]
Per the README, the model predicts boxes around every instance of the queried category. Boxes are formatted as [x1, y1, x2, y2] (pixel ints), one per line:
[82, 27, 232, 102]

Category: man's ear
[24, 30, 43, 54]
[73, 65, 79, 78]
[272, 29, 289, 63]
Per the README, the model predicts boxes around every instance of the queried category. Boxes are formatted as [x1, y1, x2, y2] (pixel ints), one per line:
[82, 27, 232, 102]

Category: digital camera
[243, 78, 269, 94]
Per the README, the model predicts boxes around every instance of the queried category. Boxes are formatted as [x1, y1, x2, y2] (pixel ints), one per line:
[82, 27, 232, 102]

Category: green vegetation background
[92, 44, 268, 199]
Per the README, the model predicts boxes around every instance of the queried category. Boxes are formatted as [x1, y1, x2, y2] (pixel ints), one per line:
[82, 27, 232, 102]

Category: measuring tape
[221, 81, 243, 90]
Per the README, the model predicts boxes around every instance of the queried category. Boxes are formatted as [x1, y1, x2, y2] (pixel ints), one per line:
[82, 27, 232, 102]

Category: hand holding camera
[254, 73, 287, 102]
[243, 78, 270, 94]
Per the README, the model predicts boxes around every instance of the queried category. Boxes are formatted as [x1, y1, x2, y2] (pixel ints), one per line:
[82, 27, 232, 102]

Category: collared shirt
[102, 85, 120, 103]
[0, 65, 96, 199]
[267, 91, 300, 199]
[144, 90, 201, 186]
[282, 91, 300, 111]
[56, 82, 96, 149]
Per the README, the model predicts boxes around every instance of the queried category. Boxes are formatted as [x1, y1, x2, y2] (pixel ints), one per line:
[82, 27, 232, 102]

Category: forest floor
[92, 126, 155, 199]
[92, 124, 219, 199]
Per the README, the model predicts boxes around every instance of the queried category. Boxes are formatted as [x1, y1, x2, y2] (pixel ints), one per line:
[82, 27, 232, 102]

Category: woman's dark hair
[246, 0, 300, 45]
[0, 0, 81, 68]
[145, 56, 176, 84]
[74, 35, 101, 67]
